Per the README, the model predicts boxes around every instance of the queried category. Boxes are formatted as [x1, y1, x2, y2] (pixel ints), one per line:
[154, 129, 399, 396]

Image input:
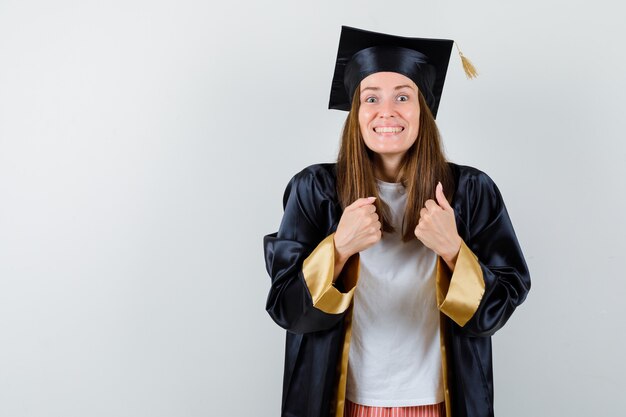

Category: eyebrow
[361, 84, 416, 93]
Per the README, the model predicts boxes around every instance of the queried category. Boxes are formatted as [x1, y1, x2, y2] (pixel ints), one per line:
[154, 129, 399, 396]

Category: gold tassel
[455, 42, 478, 79]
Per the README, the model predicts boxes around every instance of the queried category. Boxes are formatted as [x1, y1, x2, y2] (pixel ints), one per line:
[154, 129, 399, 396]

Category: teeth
[374, 126, 403, 133]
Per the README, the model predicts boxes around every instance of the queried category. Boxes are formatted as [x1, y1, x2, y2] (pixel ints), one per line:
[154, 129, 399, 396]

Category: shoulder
[449, 162, 497, 188]
[285, 163, 337, 195]
[448, 162, 501, 197]
[282, 163, 339, 208]
[448, 162, 506, 221]
[280, 163, 341, 235]
[291, 163, 337, 185]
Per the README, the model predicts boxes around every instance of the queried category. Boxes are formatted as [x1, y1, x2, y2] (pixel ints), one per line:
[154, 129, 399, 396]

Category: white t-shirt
[346, 179, 443, 407]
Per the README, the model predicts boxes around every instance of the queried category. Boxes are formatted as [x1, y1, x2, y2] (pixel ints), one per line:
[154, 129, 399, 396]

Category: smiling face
[358, 72, 420, 170]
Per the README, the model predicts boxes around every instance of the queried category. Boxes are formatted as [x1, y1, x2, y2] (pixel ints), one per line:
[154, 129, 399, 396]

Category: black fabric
[344, 46, 437, 114]
[263, 163, 531, 417]
[328, 26, 453, 118]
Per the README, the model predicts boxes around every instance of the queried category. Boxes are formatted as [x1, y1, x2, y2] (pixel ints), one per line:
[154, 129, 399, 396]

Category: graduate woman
[264, 26, 530, 417]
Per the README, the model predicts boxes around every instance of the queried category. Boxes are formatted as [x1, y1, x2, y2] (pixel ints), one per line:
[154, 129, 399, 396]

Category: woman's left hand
[414, 182, 462, 271]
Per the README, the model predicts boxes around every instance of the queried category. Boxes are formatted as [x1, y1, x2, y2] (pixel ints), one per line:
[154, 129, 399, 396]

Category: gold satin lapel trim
[439, 313, 452, 417]
[302, 233, 360, 315]
[436, 241, 485, 326]
[333, 305, 353, 417]
[303, 233, 360, 415]
[436, 258, 451, 307]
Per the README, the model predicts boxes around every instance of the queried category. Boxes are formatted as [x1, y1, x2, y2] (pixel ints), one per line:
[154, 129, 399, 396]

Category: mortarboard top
[328, 26, 454, 119]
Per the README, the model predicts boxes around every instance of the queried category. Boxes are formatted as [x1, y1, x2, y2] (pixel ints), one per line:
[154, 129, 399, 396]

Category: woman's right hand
[333, 197, 382, 264]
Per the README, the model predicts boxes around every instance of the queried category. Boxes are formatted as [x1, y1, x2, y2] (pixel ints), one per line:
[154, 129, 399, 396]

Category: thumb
[349, 196, 377, 209]
[435, 182, 452, 210]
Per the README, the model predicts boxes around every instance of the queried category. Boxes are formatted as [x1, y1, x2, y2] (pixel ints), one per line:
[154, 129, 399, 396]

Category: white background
[1, 0, 624, 416]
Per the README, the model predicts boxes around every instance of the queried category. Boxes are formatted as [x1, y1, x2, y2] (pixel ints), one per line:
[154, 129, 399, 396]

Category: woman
[264, 26, 530, 417]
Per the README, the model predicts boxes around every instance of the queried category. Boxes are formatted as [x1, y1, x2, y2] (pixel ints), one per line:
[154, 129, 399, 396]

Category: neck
[373, 153, 404, 182]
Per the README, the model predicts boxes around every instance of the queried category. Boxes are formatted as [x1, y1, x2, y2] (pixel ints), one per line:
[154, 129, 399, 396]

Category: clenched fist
[334, 196, 382, 264]
[414, 182, 462, 271]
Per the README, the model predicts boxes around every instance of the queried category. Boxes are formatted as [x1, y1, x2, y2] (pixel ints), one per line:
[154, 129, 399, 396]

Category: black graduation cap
[328, 26, 454, 118]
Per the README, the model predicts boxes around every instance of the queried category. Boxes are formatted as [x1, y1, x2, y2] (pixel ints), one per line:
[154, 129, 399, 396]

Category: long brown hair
[336, 86, 454, 242]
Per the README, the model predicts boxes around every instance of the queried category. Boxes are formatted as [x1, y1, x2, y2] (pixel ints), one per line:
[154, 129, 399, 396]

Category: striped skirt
[344, 400, 445, 417]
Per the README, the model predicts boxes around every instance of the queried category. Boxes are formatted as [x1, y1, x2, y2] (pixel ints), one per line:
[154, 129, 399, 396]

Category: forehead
[359, 72, 418, 90]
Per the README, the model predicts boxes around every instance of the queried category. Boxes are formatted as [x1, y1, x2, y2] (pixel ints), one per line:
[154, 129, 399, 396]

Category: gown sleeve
[263, 166, 359, 334]
[437, 167, 531, 337]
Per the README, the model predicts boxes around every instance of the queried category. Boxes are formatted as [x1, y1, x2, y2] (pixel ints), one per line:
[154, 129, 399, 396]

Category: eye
[397, 95, 409, 102]
[364, 96, 377, 103]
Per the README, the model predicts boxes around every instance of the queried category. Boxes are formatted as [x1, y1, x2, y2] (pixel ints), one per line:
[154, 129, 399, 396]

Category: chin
[367, 143, 410, 154]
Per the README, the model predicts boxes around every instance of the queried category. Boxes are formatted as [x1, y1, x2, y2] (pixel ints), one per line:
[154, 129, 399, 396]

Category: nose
[379, 99, 395, 118]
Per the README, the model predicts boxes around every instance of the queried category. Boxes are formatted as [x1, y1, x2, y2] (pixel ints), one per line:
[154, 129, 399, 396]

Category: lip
[373, 125, 405, 134]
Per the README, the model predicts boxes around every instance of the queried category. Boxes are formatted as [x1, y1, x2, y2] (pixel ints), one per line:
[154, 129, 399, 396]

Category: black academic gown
[263, 163, 531, 417]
